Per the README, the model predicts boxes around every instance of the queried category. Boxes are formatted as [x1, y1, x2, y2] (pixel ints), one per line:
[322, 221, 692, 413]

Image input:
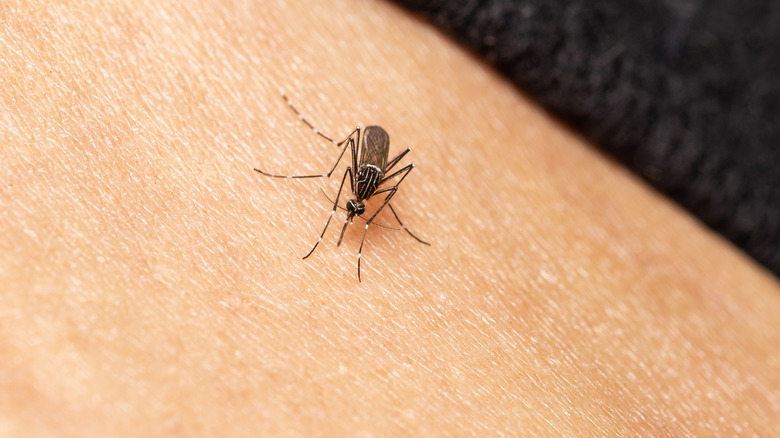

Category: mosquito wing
[360, 126, 389, 170]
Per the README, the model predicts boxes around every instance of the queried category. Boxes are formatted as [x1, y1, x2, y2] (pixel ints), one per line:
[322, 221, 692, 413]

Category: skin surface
[2, 0, 780, 436]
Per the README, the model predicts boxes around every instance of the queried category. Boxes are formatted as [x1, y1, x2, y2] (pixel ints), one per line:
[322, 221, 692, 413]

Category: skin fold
[1, 0, 779, 435]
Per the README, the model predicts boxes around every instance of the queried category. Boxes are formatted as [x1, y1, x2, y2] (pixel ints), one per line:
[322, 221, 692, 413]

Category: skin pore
[2, 0, 779, 435]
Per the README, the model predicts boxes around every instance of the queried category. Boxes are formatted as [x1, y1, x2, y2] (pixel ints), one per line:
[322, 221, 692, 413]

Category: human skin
[1, 0, 779, 436]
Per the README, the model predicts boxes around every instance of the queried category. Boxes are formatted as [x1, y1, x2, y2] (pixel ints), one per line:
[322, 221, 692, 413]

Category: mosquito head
[346, 199, 365, 215]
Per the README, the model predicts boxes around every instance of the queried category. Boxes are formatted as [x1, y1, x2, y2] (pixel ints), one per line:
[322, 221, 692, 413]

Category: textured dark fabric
[393, 0, 780, 277]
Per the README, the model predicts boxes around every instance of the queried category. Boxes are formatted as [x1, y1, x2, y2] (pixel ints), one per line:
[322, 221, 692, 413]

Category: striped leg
[303, 167, 353, 260]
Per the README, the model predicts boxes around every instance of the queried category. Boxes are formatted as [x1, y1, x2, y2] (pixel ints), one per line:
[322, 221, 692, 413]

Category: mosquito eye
[346, 200, 364, 214]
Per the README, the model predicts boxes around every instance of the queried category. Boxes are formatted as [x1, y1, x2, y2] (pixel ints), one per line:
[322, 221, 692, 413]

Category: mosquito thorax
[346, 199, 365, 215]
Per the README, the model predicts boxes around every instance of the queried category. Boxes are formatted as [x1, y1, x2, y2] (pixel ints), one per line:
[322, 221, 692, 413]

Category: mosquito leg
[281, 90, 337, 145]
[355, 164, 417, 281]
[253, 134, 356, 179]
[377, 161, 415, 185]
[336, 135, 360, 247]
[280, 90, 362, 148]
[387, 203, 430, 245]
[355, 186, 397, 282]
[303, 167, 353, 259]
[383, 147, 411, 173]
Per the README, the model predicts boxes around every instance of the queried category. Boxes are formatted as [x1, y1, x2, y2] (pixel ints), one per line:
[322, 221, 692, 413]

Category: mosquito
[254, 91, 430, 281]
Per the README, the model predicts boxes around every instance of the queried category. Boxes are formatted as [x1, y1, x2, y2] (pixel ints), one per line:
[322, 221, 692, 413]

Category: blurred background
[394, 0, 780, 277]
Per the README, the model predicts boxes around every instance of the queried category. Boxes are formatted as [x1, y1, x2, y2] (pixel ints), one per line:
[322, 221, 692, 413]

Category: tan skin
[2, 0, 779, 435]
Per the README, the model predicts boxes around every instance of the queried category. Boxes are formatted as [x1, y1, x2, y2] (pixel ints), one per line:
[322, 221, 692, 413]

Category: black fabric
[393, 0, 780, 277]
